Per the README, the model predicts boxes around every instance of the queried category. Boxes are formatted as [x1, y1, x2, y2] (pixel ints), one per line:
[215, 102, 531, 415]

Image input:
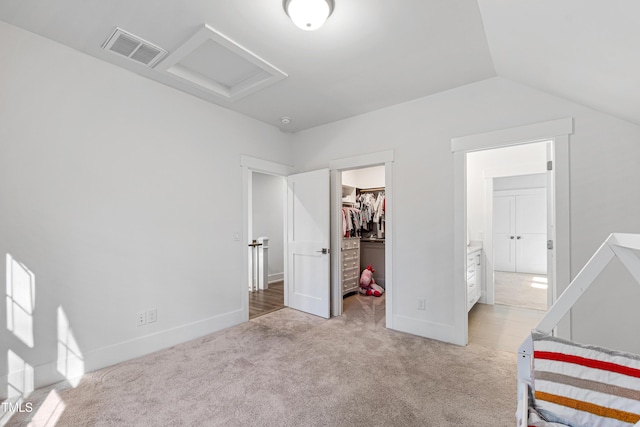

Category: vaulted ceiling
[1, 1, 638, 132]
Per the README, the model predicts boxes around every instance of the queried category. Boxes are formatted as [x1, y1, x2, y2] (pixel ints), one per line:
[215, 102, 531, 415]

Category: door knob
[316, 248, 329, 254]
[517, 236, 522, 239]
[510, 236, 515, 239]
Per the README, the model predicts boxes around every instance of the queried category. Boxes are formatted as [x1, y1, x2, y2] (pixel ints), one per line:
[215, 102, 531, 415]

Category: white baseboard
[479, 291, 487, 304]
[393, 315, 456, 345]
[0, 309, 244, 400]
[268, 273, 284, 283]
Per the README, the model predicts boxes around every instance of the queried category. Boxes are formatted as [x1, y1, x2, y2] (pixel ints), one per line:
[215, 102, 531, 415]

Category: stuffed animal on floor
[359, 264, 384, 297]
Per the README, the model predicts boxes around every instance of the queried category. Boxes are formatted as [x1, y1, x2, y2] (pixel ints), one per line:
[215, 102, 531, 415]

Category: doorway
[240, 156, 292, 322]
[493, 180, 547, 311]
[465, 143, 550, 351]
[339, 166, 387, 321]
[241, 151, 394, 324]
[329, 150, 394, 325]
[467, 143, 550, 312]
[452, 117, 573, 346]
[248, 171, 286, 319]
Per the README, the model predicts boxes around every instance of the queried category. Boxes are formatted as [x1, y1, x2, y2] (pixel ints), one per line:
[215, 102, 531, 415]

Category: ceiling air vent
[102, 28, 167, 68]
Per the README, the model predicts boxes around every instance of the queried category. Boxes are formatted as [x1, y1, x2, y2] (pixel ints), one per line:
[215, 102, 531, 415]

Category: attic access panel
[157, 25, 287, 102]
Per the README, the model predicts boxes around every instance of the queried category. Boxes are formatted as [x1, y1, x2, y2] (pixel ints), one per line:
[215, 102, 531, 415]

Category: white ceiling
[478, 0, 640, 128]
[1, 1, 638, 132]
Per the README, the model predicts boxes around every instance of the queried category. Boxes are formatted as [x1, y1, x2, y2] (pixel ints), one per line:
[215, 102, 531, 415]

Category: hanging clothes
[357, 190, 385, 235]
[373, 192, 385, 224]
[341, 207, 362, 237]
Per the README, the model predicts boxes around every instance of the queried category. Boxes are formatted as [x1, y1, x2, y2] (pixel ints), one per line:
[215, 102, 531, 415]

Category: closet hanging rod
[358, 187, 385, 193]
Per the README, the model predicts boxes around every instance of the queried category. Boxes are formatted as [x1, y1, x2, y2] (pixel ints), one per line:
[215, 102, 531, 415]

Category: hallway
[249, 281, 284, 319]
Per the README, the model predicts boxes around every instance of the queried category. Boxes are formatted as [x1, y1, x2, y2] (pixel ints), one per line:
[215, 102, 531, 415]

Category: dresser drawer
[341, 238, 360, 250]
[467, 278, 477, 295]
[343, 259, 359, 270]
[342, 248, 359, 262]
[343, 277, 359, 291]
[343, 267, 360, 281]
[467, 267, 475, 281]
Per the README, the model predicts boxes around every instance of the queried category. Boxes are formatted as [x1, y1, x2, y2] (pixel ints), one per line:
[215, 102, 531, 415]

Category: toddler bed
[517, 233, 640, 427]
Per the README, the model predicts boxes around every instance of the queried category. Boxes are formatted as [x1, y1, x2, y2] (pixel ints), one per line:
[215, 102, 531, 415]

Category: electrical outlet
[137, 311, 147, 326]
[417, 298, 426, 311]
[147, 308, 157, 323]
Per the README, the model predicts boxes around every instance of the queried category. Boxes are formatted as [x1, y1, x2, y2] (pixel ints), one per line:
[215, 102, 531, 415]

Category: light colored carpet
[6, 294, 517, 426]
[494, 271, 547, 311]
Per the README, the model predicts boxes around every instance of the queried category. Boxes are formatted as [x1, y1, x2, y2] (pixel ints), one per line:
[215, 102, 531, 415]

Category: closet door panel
[516, 193, 546, 234]
[515, 191, 547, 274]
[515, 234, 547, 274]
[493, 195, 515, 272]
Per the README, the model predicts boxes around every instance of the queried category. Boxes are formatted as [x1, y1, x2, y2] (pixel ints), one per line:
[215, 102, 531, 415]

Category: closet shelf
[358, 187, 385, 193]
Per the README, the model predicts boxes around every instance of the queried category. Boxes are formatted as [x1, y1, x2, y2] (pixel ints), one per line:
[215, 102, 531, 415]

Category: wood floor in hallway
[249, 280, 284, 319]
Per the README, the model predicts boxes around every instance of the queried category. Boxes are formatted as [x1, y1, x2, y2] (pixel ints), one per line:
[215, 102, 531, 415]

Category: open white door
[287, 169, 331, 318]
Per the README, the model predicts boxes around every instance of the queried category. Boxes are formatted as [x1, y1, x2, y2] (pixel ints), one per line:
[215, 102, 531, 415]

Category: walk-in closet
[341, 166, 386, 299]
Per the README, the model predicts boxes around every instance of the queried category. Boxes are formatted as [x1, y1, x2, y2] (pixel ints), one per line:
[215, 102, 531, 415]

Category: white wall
[292, 76, 640, 352]
[0, 22, 292, 397]
[342, 166, 385, 189]
[467, 143, 547, 242]
[251, 173, 284, 281]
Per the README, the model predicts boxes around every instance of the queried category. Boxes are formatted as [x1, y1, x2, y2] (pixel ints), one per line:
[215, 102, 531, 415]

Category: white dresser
[467, 247, 482, 311]
[342, 237, 361, 295]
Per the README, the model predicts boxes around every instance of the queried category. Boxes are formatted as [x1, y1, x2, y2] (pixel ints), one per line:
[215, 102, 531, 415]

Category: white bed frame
[516, 233, 640, 427]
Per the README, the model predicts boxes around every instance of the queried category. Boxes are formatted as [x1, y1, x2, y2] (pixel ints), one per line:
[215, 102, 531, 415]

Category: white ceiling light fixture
[284, 0, 334, 31]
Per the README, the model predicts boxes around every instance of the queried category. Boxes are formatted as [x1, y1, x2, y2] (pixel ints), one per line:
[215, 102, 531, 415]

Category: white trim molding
[269, 273, 284, 283]
[240, 155, 293, 176]
[329, 150, 394, 171]
[451, 118, 573, 153]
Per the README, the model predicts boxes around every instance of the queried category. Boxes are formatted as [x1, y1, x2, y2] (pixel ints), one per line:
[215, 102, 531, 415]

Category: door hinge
[547, 160, 553, 171]
[547, 240, 554, 250]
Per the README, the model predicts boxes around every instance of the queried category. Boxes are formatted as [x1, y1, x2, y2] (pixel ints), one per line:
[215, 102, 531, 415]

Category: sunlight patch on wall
[56, 307, 84, 387]
[6, 350, 34, 398]
[28, 390, 66, 426]
[6, 254, 36, 348]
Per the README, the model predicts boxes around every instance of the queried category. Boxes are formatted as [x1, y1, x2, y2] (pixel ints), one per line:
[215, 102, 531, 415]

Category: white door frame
[329, 150, 394, 328]
[452, 118, 573, 345]
[240, 155, 293, 321]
